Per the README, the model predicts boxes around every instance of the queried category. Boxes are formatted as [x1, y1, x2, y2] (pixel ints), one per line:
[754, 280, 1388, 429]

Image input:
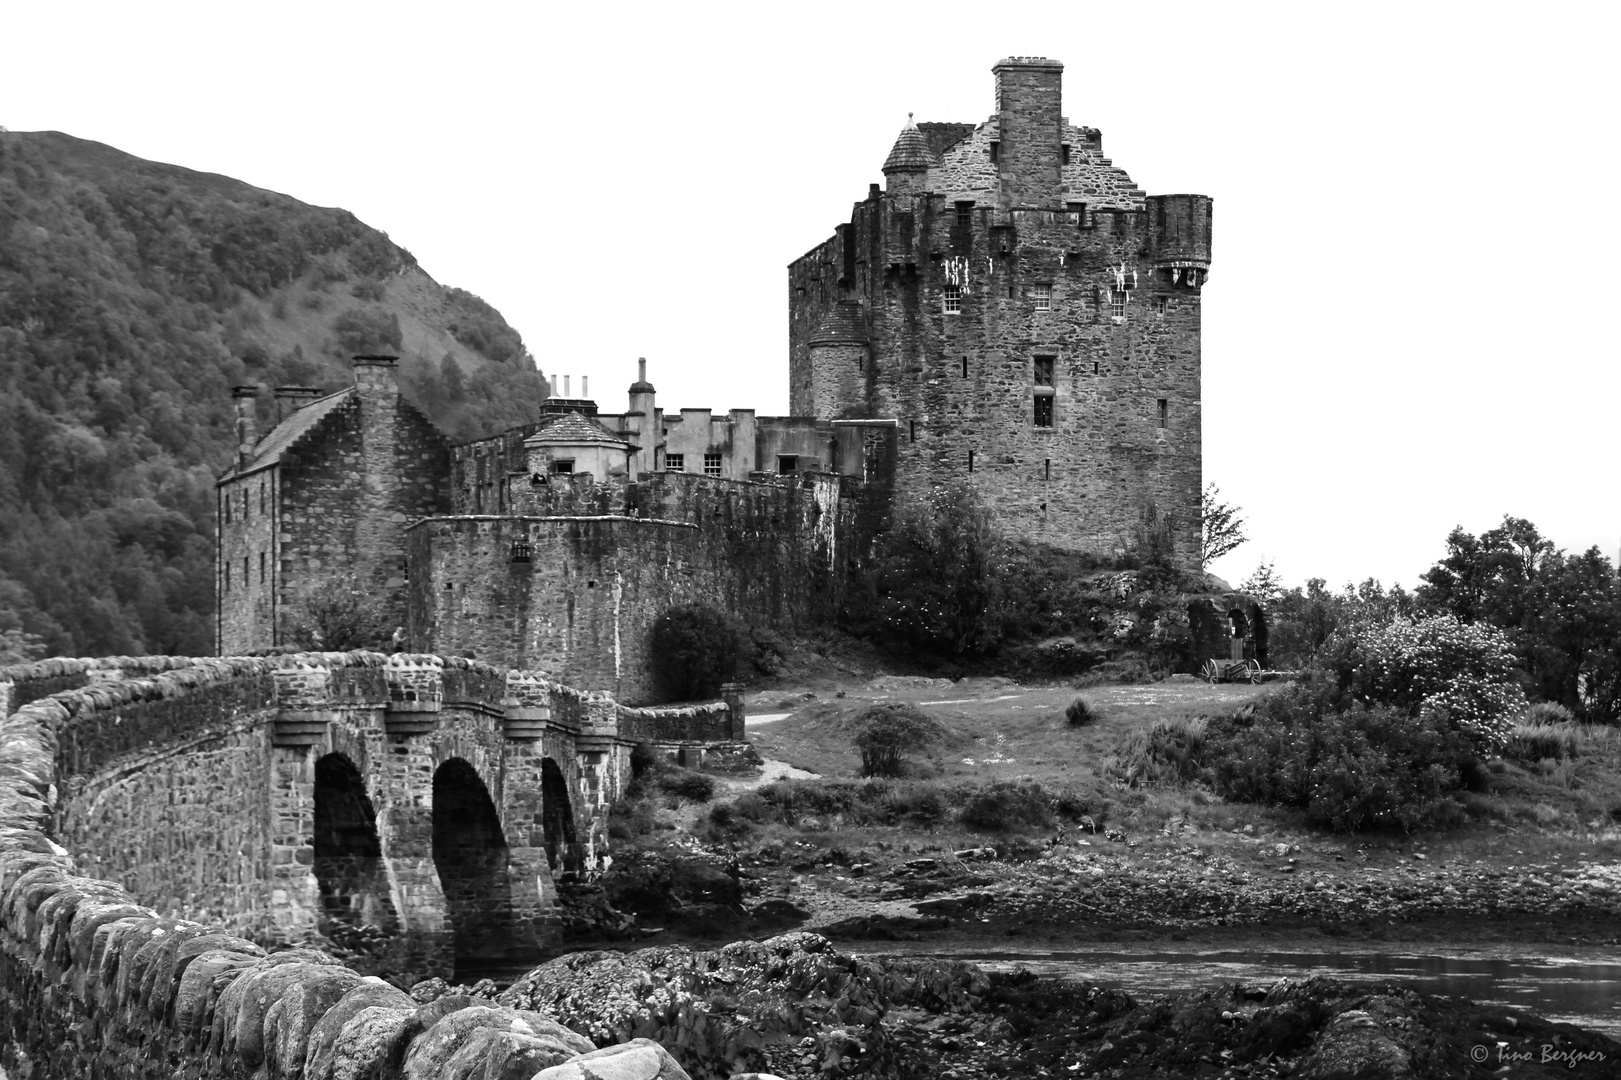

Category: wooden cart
[1199, 657, 1264, 684]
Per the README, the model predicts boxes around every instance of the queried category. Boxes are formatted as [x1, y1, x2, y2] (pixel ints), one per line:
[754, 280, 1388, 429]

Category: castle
[216, 57, 1211, 701]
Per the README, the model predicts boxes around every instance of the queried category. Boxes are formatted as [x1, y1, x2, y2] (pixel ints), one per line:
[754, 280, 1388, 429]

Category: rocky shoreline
[404, 931, 1618, 1079]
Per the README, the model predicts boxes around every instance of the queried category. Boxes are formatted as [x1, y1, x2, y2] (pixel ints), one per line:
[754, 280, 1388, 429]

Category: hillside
[0, 130, 549, 658]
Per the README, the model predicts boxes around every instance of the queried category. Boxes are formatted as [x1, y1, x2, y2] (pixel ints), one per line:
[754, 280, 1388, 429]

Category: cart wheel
[1249, 661, 1265, 684]
[1200, 659, 1220, 683]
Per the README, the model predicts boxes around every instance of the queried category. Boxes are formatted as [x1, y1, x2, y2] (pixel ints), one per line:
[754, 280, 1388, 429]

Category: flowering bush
[1330, 615, 1526, 751]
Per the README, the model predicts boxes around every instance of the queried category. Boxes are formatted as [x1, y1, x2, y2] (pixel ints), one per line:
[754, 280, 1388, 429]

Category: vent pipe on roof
[582, 375, 589, 398]
[564, 375, 570, 397]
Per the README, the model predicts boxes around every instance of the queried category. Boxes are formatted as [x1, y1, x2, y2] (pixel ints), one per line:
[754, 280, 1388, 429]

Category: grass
[739, 677, 1621, 862]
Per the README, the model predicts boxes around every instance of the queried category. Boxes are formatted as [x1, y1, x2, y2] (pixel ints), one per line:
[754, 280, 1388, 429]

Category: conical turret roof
[882, 114, 934, 174]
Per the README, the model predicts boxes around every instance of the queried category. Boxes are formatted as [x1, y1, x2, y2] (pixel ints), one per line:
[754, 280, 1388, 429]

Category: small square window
[703, 453, 722, 476]
[1154, 296, 1169, 316]
[549, 459, 574, 475]
[943, 284, 962, 314]
[1034, 395, 1054, 428]
[665, 454, 685, 472]
[1033, 284, 1052, 311]
[1034, 357, 1055, 386]
[777, 455, 799, 474]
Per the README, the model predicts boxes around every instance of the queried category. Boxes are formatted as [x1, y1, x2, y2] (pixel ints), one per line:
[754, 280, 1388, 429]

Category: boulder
[303, 978, 415, 1078]
[531, 1038, 692, 1080]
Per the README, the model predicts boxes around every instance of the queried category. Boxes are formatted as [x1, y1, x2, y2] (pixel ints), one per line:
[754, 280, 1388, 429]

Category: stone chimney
[232, 385, 259, 469]
[993, 56, 1065, 209]
[626, 358, 658, 477]
[352, 354, 399, 398]
[582, 375, 589, 398]
[564, 375, 571, 397]
[273, 385, 323, 423]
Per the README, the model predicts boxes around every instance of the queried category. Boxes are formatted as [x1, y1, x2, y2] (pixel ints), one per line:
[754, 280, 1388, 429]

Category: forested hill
[0, 130, 549, 660]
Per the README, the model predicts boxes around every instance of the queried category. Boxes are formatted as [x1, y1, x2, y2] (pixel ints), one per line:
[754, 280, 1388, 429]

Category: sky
[5, 0, 1618, 592]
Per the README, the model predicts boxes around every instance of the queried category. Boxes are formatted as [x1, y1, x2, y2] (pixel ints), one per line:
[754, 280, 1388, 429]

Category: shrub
[851, 703, 944, 778]
[960, 780, 1055, 831]
[1323, 615, 1526, 752]
[649, 604, 747, 702]
[1104, 717, 1207, 788]
[286, 573, 394, 651]
[1208, 693, 1482, 832]
[1065, 696, 1097, 727]
[1508, 721, 1580, 762]
[630, 742, 659, 779]
[656, 767, 715, 802]
[1524, 702, 1576, 727]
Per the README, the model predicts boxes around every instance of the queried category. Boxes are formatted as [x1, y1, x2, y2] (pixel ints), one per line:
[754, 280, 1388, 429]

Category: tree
[287, 574, 395, 651]
[1200, 484, 1247, 567]
[851, 703, 941, 778]
[1239, 558, 1283, 602]
[648, 604, 746, 702]
[871, 482, 1004, 655]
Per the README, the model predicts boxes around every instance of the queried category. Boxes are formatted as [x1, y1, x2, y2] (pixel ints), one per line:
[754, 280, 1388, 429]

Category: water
[864, 944, 1621, 1038]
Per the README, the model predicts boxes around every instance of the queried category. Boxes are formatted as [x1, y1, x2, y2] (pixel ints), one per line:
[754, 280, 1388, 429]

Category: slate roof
[882, 115, 935, 174]
[809, 301, 869, 347]
[217, 387, 353, 481]
[524, 411, 635, 447]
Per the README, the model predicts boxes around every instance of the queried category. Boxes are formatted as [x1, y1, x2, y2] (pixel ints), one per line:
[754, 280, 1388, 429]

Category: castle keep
[791, 56, 1209, 560]
[216, 57, 1211, 697]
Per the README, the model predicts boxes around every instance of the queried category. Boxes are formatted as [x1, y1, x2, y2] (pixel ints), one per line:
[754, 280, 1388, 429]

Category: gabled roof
[524, 411, 635, 448]
[882, 115, 935, 174]
[217, 387, 353, 482]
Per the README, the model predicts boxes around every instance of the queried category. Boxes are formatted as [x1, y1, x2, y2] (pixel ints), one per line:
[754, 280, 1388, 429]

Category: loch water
[866, 944, 1621, 1038]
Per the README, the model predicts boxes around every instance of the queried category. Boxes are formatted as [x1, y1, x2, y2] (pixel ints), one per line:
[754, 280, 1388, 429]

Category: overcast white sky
[5, 1, 1618, 591]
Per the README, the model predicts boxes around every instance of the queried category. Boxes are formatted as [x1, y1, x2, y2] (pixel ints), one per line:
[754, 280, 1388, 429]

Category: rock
[401, 1002, 590, 1079]
[532, 1038, 691, 1080]
[410, 977, 451, 1003]
[309, 1005, 416, 1080]
[265, 966, 366, 1078]
[435, 1026, 581, 1080]
[303, 978, 415, 1079]
[1295, 1009, 1413, 1079]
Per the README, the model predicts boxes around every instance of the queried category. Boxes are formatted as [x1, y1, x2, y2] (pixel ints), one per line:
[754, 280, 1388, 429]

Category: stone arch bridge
[0, 651, 745, 979]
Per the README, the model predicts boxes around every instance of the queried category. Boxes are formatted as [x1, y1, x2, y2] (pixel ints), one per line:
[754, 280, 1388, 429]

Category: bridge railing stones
[0, 651, 760, 1079]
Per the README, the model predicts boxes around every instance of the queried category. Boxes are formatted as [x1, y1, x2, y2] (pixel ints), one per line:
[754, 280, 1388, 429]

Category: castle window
[1111, 291, 1127, 319]
[665, 454, 685, 472]
[777, 455, 799, 474]
[1033, 284, 1052, 311]
[955, 201, 974, 229]
[968, 450, 975, 472]
[549, 459, 574, 475]
[243, 489, 249, 520]
[989, 141, 999, 164]
[259, 552, 265, 584]
[1157, 399, 1169, 428]
[1034, 356, 1055, 387]
[510, 538, 532, 563]
[961, 356, 969, 378]
[1061, 144, 1071, 165]
[943, 284, 962, 314]
[703, 453, 722, 476]
[1154, 296, 1169, 316]
[1034, 395, 1054, 428]
[224, 564, 230, 591]
[1044, 458, 1051, 481]
[909, 420, 916, 442]
[259, 484, 266, 514]
[242, 557, 249, 588]
[224, 496, 231, 525]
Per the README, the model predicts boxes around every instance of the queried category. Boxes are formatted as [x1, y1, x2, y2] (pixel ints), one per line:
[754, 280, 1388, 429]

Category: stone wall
[0, 660, 694, 1077]
[409, 471, 875, 703]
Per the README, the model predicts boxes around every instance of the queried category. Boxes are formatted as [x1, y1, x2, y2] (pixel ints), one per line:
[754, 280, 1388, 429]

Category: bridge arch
[313, 752, 398, 941]
[541, 757, 579, 873]
[431, 757, 517, 974]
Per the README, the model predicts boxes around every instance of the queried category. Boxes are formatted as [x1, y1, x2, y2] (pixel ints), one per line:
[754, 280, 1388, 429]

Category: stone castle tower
[788, 57, 1211, 560]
